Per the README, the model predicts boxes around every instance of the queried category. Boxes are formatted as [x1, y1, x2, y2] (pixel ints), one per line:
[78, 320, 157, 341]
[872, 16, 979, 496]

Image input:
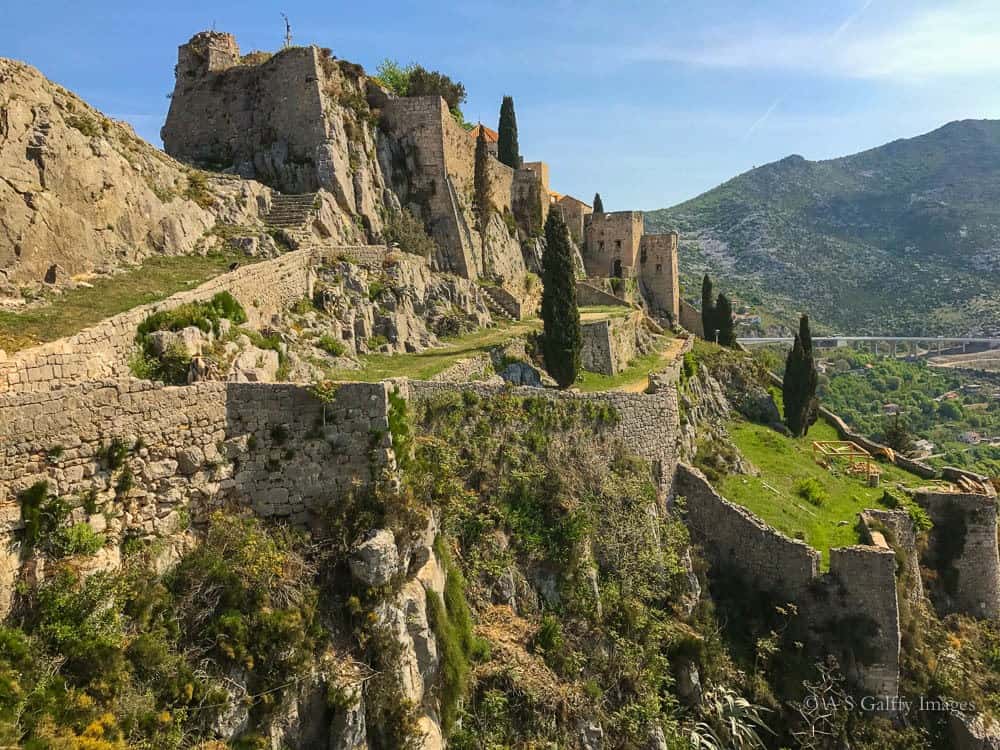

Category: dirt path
[612, 336, 687, 393]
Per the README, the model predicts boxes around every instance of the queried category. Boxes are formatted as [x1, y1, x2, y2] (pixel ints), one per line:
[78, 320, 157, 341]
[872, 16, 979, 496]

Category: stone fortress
[1, 28, 999, 747]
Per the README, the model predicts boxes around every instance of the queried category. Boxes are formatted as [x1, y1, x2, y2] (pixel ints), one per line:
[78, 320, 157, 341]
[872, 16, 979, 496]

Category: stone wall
[860, 508, 924, 607]
[163, 34, 387, 238]
[380, 96, 525, 287]
[916, 488, 1000, 620]
[676, 463, 901, 696]
[407, 373, 681, 492]
[0, 251, 316, 393]
[576, 281, 631, 308]
[677, 464, 820, 598]
[679, 299, 704, 337]
[638, 233, 679, 320]
[0, 378, 394, 611]
[580, 313, 641, 376]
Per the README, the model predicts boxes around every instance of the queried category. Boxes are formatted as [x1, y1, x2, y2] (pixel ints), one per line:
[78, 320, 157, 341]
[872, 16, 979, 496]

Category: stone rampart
[860, 508, 924, 608]
[916, 488, 1000, 620]
[406, 375, 681, 491]
[676, 463, 900, 696]
[581, 313, 642, 376]
[676, 464, 820, 598]
[679, 299, 704, 337]
[0, 378, 394, 612]
[576, 282, 631, 308]
[0, 251, 316, 394]
[0, 379, 391, 525]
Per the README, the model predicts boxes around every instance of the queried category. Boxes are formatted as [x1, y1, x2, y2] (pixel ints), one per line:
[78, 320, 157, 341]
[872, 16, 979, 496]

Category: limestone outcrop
[0, 58, 233, 296]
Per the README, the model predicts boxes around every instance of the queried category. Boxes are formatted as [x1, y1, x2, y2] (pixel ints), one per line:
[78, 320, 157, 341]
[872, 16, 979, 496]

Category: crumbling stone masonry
[916, 487, 1000, 620]
[580, 312, 644, 376]
[676, 464, 901, 698]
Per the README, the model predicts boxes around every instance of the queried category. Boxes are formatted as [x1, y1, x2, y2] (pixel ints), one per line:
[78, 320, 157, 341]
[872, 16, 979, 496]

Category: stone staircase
[480, 286, 516, 323]
[264, 192, 318, 232]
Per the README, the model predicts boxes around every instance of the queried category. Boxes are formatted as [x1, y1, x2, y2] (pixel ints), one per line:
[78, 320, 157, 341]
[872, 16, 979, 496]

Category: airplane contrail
[743, 0, 876, 140]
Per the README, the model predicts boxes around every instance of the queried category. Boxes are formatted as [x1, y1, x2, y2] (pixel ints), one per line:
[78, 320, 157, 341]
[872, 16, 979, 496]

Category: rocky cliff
[0, 58, 244, 299]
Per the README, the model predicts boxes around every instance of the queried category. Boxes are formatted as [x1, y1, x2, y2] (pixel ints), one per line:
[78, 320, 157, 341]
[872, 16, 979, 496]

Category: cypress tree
[497, 96, 520, 169]
[593, 193, 604, 213]
[541, 210, 581, 388]
[701, 274, 715, 340]
[783, 315, 819, 437]
[473, 125, 491, 232]
[715, 293, 736, 346]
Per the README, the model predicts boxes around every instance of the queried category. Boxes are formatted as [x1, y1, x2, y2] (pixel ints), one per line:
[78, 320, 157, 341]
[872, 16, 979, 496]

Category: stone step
[264, 192, 318, 229]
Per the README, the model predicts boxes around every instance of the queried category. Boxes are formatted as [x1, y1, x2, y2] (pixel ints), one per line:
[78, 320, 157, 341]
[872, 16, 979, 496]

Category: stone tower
[174, 31, 240, 78]
[638, 232, 679, 321]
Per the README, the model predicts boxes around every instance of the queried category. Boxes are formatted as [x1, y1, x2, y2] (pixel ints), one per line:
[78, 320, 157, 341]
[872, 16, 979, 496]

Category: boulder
[228, 346, 280, 382]
[349, 529, 399, 587]
[501, 362, 543, 387]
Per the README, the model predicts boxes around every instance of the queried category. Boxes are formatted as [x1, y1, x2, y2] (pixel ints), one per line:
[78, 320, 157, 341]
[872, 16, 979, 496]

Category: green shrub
[794, 477, 828, 507]
[136, 292, 246, 341]
[317, 334, 346, 357]
[52, 523, 106, 557]
[383, 208, 437, 258]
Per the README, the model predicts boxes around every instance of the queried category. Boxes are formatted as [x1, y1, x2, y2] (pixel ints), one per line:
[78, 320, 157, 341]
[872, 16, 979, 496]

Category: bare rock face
[350, 529, 400, 587]
[0, 58, 224, 290]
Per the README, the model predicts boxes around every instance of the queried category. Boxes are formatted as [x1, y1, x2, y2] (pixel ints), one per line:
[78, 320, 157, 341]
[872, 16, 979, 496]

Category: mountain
[645, 120, 1000, 336]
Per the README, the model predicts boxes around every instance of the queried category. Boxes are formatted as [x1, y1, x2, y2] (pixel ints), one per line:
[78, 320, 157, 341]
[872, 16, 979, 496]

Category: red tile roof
[469, 123, 499, 142]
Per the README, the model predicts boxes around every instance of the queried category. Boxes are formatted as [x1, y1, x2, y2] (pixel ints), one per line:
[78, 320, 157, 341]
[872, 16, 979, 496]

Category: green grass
[579, 304, 633, 319]
[325, 318, 542, 382]
[577, 336, 675, 392]
[719, 418, 925, 568]
[0, 253, 246, 352]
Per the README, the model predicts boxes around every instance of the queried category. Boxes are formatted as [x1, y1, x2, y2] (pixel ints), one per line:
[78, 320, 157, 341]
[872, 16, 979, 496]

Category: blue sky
[4, 0, 1000, 210]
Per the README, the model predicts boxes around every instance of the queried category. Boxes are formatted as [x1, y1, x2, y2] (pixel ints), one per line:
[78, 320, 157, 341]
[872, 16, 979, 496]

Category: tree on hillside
[498, 96, 521, 169]
[541, 211, 581, 388]
[701, 275, 716, 341]
[374, 60, 469, 124]
[715, 293, 736, 346]
[783, 315, 819, 437]
[474, 126, 491, 233]
[593, 193, 604, 213]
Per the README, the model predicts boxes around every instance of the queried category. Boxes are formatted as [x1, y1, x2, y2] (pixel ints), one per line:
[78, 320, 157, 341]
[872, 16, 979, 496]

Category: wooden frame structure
[812, 440, 880, 479]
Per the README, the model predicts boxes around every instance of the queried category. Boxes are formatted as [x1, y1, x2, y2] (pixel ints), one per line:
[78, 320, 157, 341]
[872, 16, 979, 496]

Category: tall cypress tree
[701, 275, 716, 340]
[473, 125, 491, 232]
[497, 95, 520, 169]
[715, 293, 736, 346]
[593, 193, 604, 213]
[783, 314, 819, 437]
[541, 210, 581, 388]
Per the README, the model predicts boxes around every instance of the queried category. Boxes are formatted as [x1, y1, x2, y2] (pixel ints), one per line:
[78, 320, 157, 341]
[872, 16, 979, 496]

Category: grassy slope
[0, 253, 244, 352]
[645, 120, 1000, 336]
[720, 418, 925, 567]
[326, 319, 542, 382]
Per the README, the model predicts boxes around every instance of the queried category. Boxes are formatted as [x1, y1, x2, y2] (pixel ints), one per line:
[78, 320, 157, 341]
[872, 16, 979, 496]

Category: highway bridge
[737, 336, 1000, 355]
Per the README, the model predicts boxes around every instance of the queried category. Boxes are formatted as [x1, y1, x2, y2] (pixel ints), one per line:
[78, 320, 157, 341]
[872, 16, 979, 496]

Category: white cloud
[630, 1, 1000, 81]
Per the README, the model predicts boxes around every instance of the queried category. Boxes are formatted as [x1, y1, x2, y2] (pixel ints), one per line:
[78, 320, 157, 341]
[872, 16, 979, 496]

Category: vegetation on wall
[382, 207, 437, 259]
[374, 59, 470, 127]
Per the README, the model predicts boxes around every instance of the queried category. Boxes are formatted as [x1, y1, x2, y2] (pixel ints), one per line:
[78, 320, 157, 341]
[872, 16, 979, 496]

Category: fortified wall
[582, 212, 681, 320]
[0, 245, 422, 394]
[162, 32, 387, 235]
[0, 378, 395, 612]
[581, 312, 644, 376]
[379, 96, 527, 287]
[676, 464, 900, 697]
[407, 370, 682, 493]
[916, 487, 1000, 620]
